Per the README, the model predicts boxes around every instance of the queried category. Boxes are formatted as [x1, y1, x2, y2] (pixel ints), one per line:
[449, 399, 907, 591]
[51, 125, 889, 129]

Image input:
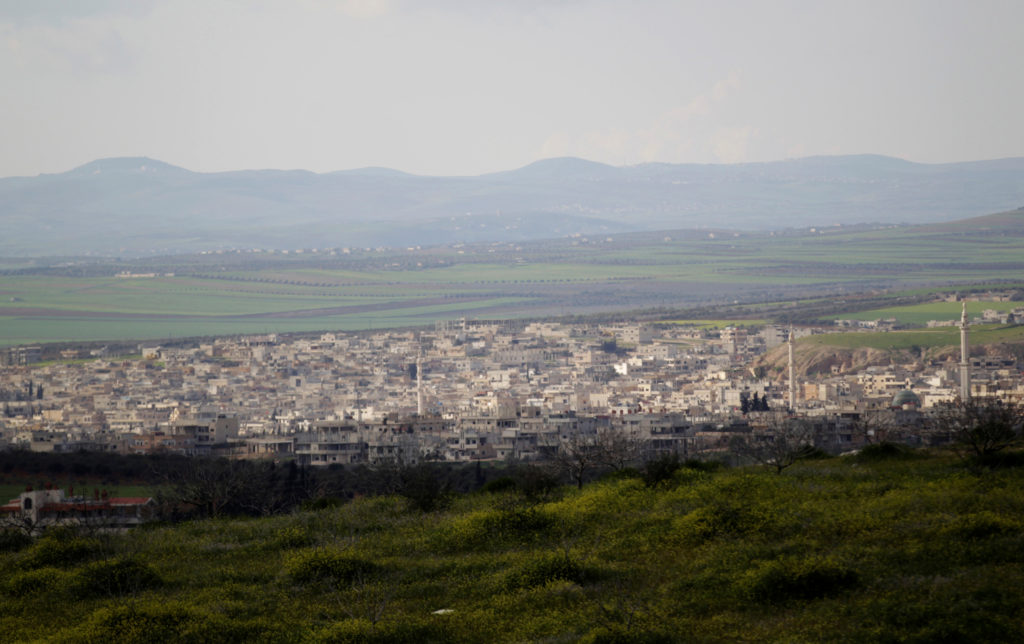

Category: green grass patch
[1, 453, 1023, 641]
[660, 318, 769, 329]
[803, 324, 1024, 350]
[829, 300, 1022, 326]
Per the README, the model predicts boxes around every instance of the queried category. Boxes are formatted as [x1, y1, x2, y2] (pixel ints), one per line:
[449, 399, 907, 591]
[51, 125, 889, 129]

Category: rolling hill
[2, 155, 1023, 257]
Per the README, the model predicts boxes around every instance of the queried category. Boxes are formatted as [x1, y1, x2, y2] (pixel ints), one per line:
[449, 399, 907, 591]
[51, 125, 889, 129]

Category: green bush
[0, 529, 33, 553]
[272, 525, 314, 549]
[73, 558, 162, 598]
[510, 464, 561, 501]
[301, 496, 346, 511]
[3, 566, 73, 596]
[307, 618, 452, 644]
[857, 442, 918, 462]
[397, 463, 453, 513]
[869, 584, 1024, 644]
[68, 602, 191, 643]
[973, 449, 1024, 469]
[66, 601, 274, 643]
[480, 476, 518, 494]
[683, 458, 723, 472]
[580, 629, 678, 644]
[642, 453, 682, 488]
[602, 467, 641, 482]
[20, 532, 102, 569]
[285, 548, 378, 587]
[942, 511, 1023, 540]
[794, 445, 833, 461]
[505, 553, 588, 591]
[442, 505, 553, 551]
[483, 506, 552, 540]
[741, 558, 859, 604]
[674, 497, 775, 544]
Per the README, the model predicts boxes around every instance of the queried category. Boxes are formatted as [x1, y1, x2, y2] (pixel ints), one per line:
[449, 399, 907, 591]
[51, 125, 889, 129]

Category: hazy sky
[2, 0, 1022, 177]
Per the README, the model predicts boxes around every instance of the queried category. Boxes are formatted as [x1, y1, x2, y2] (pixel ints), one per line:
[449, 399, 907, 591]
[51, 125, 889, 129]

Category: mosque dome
[891, 389, 921, 409]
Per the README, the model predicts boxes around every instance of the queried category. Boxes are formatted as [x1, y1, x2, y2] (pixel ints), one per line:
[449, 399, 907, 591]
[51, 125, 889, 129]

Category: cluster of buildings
[1, 305, 1022, 465]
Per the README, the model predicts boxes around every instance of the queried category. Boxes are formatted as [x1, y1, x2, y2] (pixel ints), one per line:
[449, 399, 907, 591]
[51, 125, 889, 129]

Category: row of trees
[159, 395, 1020, 520]
[740, 391, 770, 414]
[0, 381, 43, 402]
[730, 397, 1024, 474]
[2, 398, 1019, 530]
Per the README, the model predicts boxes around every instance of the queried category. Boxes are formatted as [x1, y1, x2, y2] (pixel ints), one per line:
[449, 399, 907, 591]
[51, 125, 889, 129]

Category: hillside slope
[757, 326, 1024, 378]
[1, 454, 1022, 642]
[3, 155, 1023, 256]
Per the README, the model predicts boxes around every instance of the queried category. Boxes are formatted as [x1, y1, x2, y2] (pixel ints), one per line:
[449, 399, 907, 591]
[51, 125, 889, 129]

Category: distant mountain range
[2, 154, 1023, 257]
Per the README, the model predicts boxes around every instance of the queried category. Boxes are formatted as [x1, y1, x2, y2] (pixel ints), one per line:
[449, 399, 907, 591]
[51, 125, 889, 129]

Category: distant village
[2, 301, 1023, 466]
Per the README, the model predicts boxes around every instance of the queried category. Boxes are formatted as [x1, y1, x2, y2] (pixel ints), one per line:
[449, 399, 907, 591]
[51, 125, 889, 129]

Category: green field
[3, 216, 1024, 345]
[829, 300, 1022, 326]
[662, 319, 770, 329]
[804, 324, 1024, 351]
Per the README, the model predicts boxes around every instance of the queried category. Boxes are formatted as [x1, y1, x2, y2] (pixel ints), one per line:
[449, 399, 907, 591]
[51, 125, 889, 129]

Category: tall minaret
[416, 346, 424, 416]
[788, 326, 796, 411]
[960, 301, 970, 400]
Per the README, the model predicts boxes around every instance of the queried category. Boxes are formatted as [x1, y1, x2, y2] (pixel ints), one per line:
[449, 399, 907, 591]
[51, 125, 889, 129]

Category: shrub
[308, 617, 450, 643]
[0, 529, 33, 553]
[974, 449, 1024, 469]
[942, 511, 1022, 540]
[66, 601, 272, 643]
[682, 458, 723, 473]
[857, 442, 918, 462]
[510, 464, 561, 501]
[73, 558, 162, 598]
[794, 445, 833, 461]
[272, 525, 314, 549]
[442, 506, 553, 551]
[674, 495, 774, 544]
[642, 453, 682, 488]
[20, 532, 102, 569]
[301, 496, 345, 511]
[480, 476, 517, 494]
[602, 467, 641, 482]
[4, 566, 73, 596]
[741, 558, 859, 604]
[581, 629, 678, 644]
[285, 548, 378, 587]
[397, 463, 453, 512]
[505, 553, 588, 591]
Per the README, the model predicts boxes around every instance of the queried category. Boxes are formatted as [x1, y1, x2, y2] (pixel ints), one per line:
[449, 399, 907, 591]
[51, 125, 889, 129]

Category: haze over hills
[2, 155, 1023, 257]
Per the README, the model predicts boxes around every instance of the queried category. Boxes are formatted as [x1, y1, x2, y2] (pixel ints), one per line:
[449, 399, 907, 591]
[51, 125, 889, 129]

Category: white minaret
[416, 346, 423, 416]
[788, 326, 796, 410]
[960, 301, 970, 400]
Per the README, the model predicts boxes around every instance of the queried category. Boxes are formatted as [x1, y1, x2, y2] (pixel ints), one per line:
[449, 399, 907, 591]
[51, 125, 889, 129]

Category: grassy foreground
[2, 451, 1023, 642]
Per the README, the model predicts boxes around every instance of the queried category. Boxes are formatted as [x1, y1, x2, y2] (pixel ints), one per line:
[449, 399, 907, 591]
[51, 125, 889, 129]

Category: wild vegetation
[2, 447, 1023, 642]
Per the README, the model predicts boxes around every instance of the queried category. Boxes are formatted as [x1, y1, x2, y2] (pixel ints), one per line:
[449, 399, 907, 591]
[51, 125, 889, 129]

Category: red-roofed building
[0, 486, 155, 535]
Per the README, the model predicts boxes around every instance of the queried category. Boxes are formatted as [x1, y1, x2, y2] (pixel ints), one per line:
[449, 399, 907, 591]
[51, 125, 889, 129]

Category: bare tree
[155, 457, 255, 518]
[595, 427, 646, 472]
[551, 428, 647, 488]
[552, 433, 604, 489]
[855, 408, 903, 445]
[0, 510, 39, 537]
[731, 413, 815, 474]
[931, 397, 1023, 459]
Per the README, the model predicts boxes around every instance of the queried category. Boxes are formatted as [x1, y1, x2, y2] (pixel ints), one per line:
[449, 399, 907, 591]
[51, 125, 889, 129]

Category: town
[3, 297, 1022, 467]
